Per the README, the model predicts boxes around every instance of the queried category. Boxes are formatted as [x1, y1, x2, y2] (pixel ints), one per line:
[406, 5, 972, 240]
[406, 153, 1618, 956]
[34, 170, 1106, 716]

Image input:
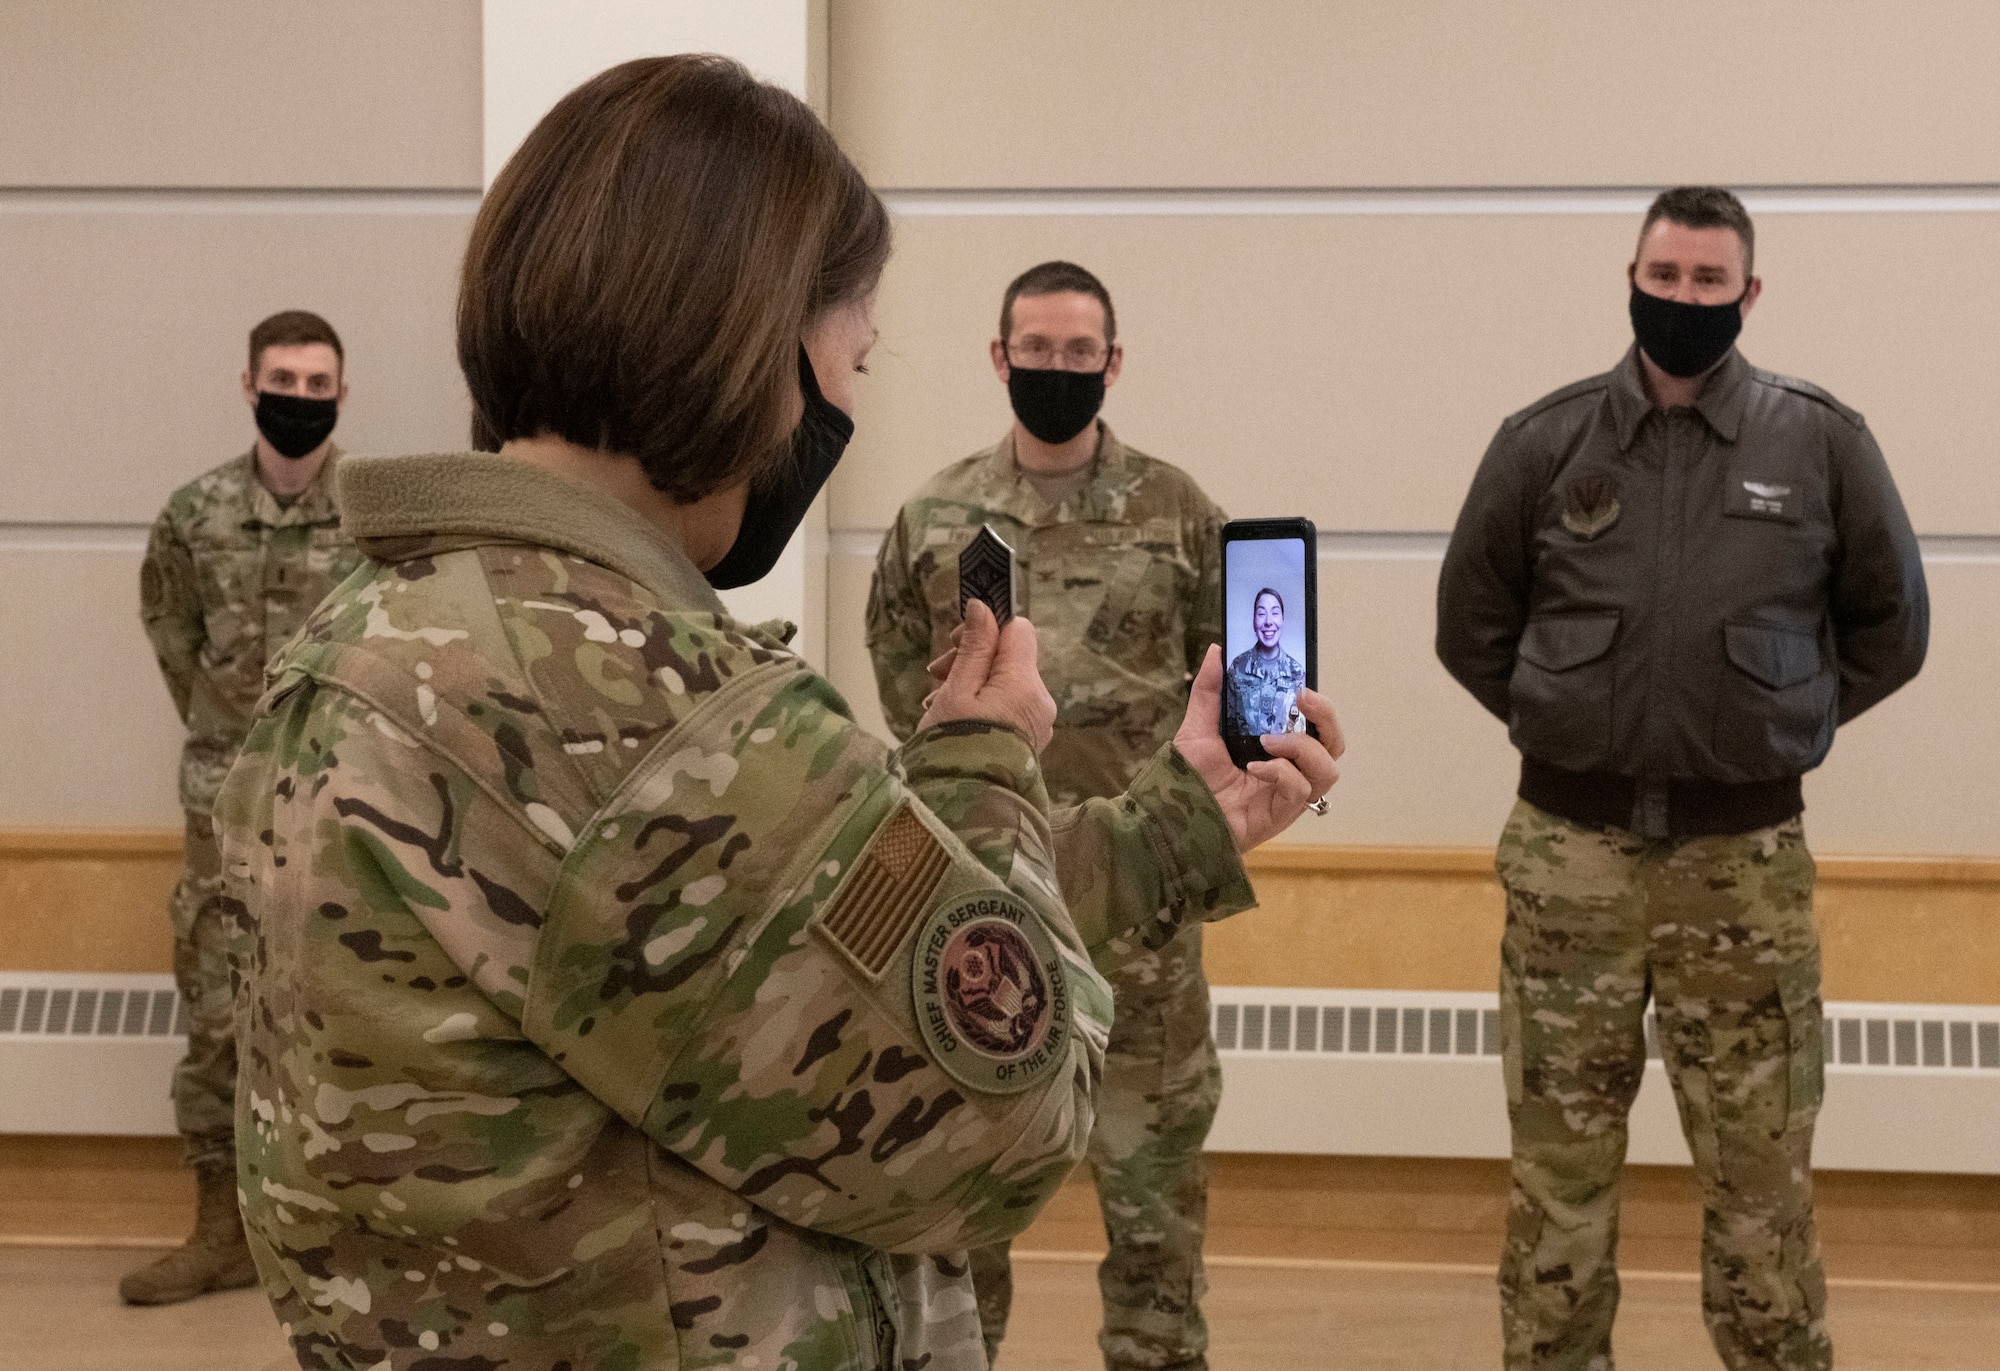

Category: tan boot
[118, 1161, 260, 1305]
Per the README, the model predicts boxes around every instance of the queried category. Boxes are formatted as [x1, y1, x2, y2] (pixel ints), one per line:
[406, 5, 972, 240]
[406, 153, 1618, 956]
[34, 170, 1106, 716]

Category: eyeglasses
[1006, 340, 1110, 371]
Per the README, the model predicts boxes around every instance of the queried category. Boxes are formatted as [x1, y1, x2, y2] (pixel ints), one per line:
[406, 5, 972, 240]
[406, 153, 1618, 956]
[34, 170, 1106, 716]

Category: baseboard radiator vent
[0, 972, 183, 1135]
[1208, 988, 2000, 1174]
[5, 973, 1998, 1172]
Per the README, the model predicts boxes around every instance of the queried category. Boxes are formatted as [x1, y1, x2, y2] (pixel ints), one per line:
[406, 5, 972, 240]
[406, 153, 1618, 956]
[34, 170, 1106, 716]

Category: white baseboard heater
[1208, 987, 2000, 1174]
[0, 972, 185, 1134]
[5, 973, 1999, 1173]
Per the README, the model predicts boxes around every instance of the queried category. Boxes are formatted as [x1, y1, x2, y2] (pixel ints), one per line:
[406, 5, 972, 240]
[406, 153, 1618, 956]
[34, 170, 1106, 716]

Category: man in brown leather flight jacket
[1436, 187, 1927, 1371]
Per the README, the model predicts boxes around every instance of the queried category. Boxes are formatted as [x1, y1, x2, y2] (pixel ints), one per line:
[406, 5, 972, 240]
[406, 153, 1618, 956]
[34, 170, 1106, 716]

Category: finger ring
[1307, 796, 1329, 816]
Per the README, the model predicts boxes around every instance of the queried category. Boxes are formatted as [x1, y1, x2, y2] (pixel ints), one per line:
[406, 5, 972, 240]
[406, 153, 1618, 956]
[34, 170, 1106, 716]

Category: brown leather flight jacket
[1437, 347, 1928, 835]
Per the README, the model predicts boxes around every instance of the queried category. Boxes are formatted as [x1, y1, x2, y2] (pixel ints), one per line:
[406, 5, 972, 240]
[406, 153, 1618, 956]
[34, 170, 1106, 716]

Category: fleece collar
[336, 452, 727, 616]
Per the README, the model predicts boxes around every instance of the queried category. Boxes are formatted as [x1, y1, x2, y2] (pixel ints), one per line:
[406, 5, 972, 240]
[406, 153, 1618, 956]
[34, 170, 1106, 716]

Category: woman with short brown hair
[219, 55, 1337, 1371]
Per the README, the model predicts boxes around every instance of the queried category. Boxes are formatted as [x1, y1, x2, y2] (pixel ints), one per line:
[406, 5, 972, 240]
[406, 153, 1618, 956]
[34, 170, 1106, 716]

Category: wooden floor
[4, 1245, 1998, 1371]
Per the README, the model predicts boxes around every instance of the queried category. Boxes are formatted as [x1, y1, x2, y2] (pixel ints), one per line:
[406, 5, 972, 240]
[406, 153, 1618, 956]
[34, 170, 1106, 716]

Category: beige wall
[0, 547, 181, 829]
[0, 210, 473, 524]
[0, 1, 481, 188]
[1, 5, 1996, 856]
[824, 2, 2000, 859]
[829, 1, 2000, 189]
[835, 210, 2000, 536]
[0, 8, 480, 827]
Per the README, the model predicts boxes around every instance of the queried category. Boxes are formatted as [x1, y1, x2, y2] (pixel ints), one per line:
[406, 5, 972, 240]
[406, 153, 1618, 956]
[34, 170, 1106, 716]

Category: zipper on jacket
[1636, 408, 1695, 805]
[856, 1253, 898, 1370]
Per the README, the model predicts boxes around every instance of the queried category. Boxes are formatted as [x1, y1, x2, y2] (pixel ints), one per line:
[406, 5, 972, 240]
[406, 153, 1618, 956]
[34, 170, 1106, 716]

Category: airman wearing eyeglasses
[868, 260, 1229, 1371]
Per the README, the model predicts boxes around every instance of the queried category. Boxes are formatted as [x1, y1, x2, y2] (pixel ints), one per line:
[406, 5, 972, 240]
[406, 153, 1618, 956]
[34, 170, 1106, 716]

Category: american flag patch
[818, 804, 951, 975]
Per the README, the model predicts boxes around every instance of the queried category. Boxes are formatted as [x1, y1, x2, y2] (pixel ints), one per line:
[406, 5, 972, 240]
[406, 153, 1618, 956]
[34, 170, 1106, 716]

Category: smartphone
[1219, 517, 1318, 767]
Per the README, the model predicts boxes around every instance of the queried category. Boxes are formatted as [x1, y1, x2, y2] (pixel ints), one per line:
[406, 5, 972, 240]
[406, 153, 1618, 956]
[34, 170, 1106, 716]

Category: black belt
[1518, 757, 1803, 840]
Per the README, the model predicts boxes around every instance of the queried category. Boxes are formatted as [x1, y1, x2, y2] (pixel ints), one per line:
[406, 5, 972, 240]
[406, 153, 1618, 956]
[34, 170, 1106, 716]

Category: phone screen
[1220, 517, 1317, 766]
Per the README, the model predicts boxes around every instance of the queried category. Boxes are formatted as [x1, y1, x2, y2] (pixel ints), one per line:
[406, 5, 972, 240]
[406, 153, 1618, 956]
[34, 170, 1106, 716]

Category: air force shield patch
[913, 890, 1070, 1095]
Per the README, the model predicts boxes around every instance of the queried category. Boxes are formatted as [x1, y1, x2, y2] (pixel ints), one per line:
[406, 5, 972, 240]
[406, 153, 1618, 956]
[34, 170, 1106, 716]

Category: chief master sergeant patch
[914, 890, 1070, 1095]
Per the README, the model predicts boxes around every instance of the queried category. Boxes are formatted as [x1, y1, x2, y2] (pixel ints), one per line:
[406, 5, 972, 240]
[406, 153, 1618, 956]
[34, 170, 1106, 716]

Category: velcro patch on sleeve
[817, 803, 950, 975]
[912, 890, 1071, 1095]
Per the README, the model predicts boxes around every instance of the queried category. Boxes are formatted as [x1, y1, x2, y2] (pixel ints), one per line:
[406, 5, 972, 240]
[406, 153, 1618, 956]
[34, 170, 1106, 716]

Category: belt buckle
[1631, 782, 1671, 840]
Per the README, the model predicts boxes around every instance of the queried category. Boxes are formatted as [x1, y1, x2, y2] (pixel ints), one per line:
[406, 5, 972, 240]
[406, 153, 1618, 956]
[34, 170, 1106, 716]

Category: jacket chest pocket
[1507, 610, 1619, 772]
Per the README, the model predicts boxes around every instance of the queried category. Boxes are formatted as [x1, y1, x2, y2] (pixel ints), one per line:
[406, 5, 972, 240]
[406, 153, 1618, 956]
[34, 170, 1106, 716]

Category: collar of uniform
[337, 452, 727, 616]
[244, 444, 345, 528]
[984, 422, 1133, 524]
[1692, 348, 1750, 443]
[1606, 345, 1750, 449]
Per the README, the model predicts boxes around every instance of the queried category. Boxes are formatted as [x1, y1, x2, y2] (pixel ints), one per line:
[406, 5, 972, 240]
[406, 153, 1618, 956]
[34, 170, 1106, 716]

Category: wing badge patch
[1560, 472, 1622, 540]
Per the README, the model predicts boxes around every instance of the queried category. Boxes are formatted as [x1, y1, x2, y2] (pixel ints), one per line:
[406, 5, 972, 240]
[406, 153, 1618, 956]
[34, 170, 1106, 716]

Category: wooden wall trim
[1247, 844, 2000, 885]
[6, 832, 1994, 882]
[0, 831, 182, 858]
[1246, 845, 1495, 875]
[5, 832, 1996, 993]
[0, 833, 182, 973]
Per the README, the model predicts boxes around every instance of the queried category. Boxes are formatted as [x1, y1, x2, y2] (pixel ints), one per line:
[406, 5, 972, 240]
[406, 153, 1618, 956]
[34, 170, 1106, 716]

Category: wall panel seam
[0, 189, 480, 216]
[824, 529, 2000, 563]
[7, 526, 1997, 563]
[881, 186, 2000, 217]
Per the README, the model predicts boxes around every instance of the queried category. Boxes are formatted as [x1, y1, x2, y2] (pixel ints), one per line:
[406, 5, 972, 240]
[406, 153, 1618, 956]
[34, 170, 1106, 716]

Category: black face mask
[255, 391, 340, 459]
[1007, 364, 1107, 445]
[1628, 283, 1747, 379]
[706, 345, 854, 590]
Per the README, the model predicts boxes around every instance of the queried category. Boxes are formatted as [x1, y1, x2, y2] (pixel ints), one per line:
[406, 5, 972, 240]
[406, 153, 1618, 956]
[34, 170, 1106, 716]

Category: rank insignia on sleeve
[912, 890, 1070, 1095]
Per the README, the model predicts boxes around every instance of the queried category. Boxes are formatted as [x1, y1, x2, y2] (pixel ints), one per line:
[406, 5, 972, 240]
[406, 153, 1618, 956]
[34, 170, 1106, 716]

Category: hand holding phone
[1175, 644, 1342, 850]
[1218, 517, 1318, 767]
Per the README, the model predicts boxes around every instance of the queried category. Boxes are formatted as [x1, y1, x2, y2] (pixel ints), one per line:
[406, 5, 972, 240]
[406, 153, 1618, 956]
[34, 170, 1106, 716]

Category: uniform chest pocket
[918, 529, 978, 645]
[188, 542, 263, 653]
[1081, 529, 1187, 660]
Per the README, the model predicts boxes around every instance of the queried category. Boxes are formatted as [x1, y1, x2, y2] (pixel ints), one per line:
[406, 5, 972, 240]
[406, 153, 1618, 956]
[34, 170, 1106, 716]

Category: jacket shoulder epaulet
[1753, 369, 1867, 430]
[1500, 372, 1613, 433]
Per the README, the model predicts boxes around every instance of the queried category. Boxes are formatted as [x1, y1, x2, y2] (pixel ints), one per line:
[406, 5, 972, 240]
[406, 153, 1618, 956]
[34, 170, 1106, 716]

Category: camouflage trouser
[1496, 799, 1830, 1371]
[169, 810, 238, 1169]
[970, 920, 1220, 1371]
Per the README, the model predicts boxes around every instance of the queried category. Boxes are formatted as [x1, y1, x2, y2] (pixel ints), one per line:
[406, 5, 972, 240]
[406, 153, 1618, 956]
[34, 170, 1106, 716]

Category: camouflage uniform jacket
[1224, 646, 1307, 739]
[866, 424, 1227, 808]
[216, 452, 1254, 1371]
[141, 446, 361, 814]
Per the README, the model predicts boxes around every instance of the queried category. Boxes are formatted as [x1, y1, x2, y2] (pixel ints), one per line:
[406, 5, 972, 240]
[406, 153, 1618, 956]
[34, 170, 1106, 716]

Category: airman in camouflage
[129, 310, 362, 1306]
[1223, 602, 1307, 741]
[215, 451, 1259, 1371]
[867, 264, 1229, 1371]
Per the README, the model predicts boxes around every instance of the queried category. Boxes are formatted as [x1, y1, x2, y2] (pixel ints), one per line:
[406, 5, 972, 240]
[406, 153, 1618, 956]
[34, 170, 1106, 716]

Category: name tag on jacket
[1725, 477, 1801, 524]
